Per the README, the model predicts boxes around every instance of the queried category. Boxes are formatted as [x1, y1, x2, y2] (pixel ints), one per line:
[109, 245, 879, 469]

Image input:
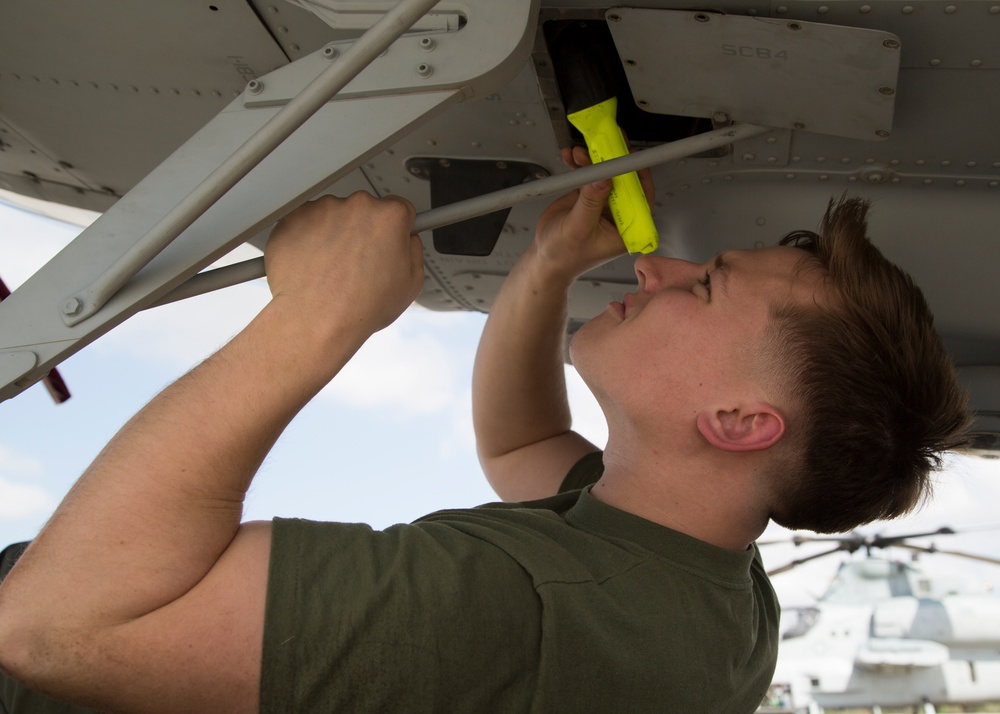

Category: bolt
[247, 79, 263, 95]
[322, 45, 339, 60]
[62, 298, 83, 316]
[416, 63, 433, 78]
[883, 38, 900, 50]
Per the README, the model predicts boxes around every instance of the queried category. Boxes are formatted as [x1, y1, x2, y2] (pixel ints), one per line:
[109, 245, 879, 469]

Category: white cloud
[0, 477, 54, 520]
[321, 309, 465, 415]
[0, 444, 54, 520]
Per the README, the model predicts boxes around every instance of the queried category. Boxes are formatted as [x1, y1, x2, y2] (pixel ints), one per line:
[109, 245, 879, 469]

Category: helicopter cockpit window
[782, 607, 820, 640]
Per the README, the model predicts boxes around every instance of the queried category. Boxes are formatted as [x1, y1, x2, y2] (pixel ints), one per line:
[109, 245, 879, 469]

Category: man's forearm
[472, 245, 596, 499]
[0, 297, 367, 657]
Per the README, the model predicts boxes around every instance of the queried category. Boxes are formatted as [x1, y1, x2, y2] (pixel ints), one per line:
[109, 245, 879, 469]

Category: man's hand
[532, 145, 655, 283]
[266, 192, 424, 337]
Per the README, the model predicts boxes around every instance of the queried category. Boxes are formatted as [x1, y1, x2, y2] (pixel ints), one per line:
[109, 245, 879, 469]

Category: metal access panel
[606, 8, 901, 141]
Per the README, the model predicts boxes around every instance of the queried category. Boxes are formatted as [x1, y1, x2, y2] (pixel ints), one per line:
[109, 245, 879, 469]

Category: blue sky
[3, 196, 1000, 608]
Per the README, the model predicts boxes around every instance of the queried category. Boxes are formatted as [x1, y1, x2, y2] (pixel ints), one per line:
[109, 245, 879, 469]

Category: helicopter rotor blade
[767, 545, 848, 576]
[896, 543, 1000, 567]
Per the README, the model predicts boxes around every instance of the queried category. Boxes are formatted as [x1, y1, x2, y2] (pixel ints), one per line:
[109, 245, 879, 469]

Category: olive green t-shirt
[260, 453, 779, 712]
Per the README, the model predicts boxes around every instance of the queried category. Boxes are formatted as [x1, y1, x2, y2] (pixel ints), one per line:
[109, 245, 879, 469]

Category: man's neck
[590, 439, 770, 552]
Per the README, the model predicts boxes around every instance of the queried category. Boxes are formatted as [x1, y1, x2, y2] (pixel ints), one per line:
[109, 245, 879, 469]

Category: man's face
[570, 246, 825, 425]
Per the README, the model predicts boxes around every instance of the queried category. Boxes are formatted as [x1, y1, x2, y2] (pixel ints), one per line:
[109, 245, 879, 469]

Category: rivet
[409, 166, 423, 175]
[637, 99, 650, 107]
[785, 173, 795, 179]
[891, 177, 901, 183]
[819, 175, 829, 181]
[723, 175, 733, 181]
[876, 130, 890, 138]
[901, 6, 913, 13]
[756, 217, 767, 226]
[956, 179, 966, 186]
[416, 63, 433, 78]
[944, 4, 957, 12]
[515, 143, 527, 149]
[607, 12, 622, 22]
[471, 141, 481, 148]
[767, 157, 778, 163]
[879, 86, 895, 95]
[860, 4, 872, 11]
[625, 59, 638, 67]
[991, 6, 1000, 13]
[924, 179, 933, 185]
[793, 122, 806, 129]
[890, 159, 900, 165]
[817, 156, 827, 163]
[990, 181, 999, 187]
[941, 160, 952, 166]
[817, 5, 829, 13]
[841, 157, 852, 163]
[246, 79, 263, 94]
[278, 26, 288, 33]
[884, 39, 901, 50]
[970, 59, 983, 67]
[929, 59, 942, 66]
[787, 21, 802, 30]
[713, 111, 730, 123]
[438, 158, 451, 168]
[323, 45, 339, 60]
[766, 136, 777, 144]
[742, 153, 756, 161]
[993, 162, 1000, 168]
[694, 13, 711, 22]
[496, 161, 508, 169]
[419, 37, 436, 51]
[776, 5, 788, 12]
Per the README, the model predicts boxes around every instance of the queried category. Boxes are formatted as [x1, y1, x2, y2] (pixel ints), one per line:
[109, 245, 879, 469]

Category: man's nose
[634, 255, 700, 292]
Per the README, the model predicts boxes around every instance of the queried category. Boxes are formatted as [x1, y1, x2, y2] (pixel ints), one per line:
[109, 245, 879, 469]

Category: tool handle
[567, 98, 658, 254]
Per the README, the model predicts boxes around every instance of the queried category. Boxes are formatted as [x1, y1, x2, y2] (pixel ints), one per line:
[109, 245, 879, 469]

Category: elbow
[0, 600, 37, 685]
[0, 592, 69, 694]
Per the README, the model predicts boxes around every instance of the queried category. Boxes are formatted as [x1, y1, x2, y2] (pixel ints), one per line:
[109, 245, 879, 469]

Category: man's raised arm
[0, 193, 423, 714]
[473, 155, 642, 502]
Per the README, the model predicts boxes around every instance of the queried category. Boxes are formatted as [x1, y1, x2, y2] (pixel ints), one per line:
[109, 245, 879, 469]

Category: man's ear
[695, 403, 786, 452]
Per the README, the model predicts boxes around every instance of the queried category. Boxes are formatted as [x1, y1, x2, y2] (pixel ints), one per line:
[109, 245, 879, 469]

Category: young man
[0, 168, 968, 712]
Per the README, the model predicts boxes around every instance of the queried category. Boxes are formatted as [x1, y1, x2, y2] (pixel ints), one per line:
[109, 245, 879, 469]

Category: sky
[3, 196, 1000, 610]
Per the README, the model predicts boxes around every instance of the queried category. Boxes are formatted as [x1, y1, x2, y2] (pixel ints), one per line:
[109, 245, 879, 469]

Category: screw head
[246, 79, 263, 95]
[62, 297, 83, 316]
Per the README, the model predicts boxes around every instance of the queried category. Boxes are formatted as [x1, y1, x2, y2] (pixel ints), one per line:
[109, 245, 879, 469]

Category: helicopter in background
[759, 529, 1000, 713]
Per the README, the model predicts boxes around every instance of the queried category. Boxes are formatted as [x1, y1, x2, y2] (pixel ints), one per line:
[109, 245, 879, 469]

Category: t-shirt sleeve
[557, 450, 605, 493]
[260, 518, 542, 713]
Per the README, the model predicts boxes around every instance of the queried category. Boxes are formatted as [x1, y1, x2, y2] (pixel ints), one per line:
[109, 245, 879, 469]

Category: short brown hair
[765, 196, 970, 533]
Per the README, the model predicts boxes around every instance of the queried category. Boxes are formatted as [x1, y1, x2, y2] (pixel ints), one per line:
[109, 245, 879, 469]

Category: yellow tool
[568, 98, 658, 254]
